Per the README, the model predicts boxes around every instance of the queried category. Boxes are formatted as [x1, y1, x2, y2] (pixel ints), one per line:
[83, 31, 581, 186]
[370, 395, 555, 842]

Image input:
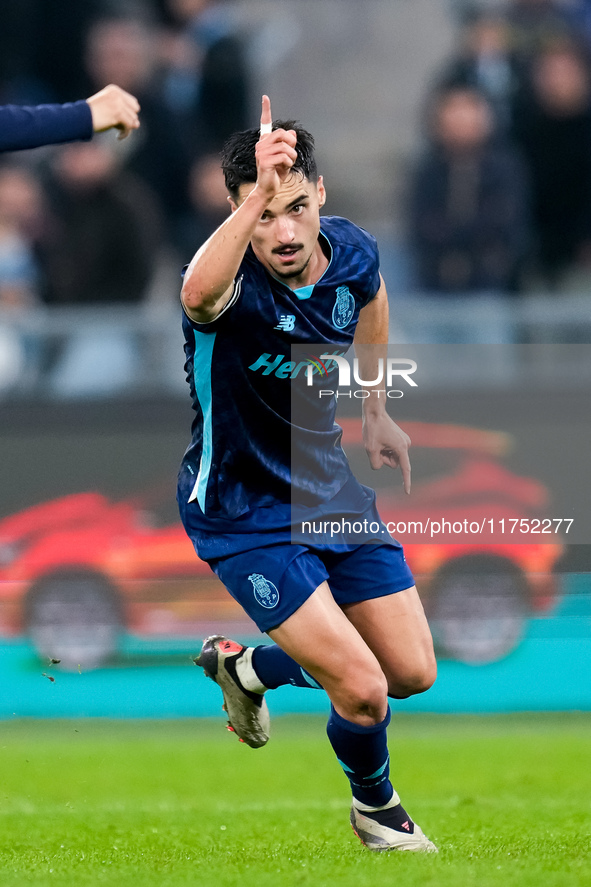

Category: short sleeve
[180, 267, 243, 332]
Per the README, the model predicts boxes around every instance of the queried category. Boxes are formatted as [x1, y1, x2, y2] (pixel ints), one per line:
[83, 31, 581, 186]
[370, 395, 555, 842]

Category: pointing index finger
[400, 450, 412, 495]
[260, 94, 272, 136]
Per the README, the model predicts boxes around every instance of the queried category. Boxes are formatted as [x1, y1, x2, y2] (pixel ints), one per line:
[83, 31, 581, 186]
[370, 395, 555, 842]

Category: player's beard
[270, 245, 312, 281]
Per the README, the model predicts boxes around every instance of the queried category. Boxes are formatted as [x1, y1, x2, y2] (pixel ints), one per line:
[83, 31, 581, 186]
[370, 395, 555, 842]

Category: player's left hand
[362, 412, 412, 494]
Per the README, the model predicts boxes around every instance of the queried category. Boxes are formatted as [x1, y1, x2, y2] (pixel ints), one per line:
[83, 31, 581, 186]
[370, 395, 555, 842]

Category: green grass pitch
[1, 713, 590, 887]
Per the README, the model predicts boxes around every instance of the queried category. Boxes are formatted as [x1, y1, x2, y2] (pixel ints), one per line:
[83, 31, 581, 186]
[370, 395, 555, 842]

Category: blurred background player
[180, 96, 438, 853]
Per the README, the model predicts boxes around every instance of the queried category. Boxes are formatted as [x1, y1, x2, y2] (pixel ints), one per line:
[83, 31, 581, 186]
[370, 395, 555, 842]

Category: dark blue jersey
[177, 215, 381, 553]
[0, 101, 92, 152]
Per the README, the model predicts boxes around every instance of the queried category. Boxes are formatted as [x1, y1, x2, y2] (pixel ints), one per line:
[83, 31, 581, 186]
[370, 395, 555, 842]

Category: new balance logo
[274, 314, 296, 332]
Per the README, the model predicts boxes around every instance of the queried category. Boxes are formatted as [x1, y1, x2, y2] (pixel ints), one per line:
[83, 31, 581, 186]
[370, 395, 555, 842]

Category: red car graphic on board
[0, 422, 562, 668]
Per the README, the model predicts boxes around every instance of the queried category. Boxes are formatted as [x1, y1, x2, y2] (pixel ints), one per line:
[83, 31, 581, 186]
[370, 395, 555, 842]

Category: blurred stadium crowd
[0, 0, 590, 397]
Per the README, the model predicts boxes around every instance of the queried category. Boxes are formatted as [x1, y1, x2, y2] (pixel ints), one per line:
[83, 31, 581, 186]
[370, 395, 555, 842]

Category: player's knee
[337, 666, 389, 723]
[389, 658, 437, 699]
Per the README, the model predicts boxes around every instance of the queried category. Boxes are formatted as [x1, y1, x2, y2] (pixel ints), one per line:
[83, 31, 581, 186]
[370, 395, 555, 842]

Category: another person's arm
[85, 84, 140, 139]
[0, 84, 140, 153]
[354, 278, 412, 493]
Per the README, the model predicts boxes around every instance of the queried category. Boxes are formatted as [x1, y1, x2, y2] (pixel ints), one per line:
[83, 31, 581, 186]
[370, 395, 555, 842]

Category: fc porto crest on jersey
[248, 573, 280, 609]
[332, 286, 355, 329]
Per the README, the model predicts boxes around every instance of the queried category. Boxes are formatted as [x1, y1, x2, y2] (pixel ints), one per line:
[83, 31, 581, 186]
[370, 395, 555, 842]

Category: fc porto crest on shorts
[248, 573, 280, 609]
[332, 286, 355, 329]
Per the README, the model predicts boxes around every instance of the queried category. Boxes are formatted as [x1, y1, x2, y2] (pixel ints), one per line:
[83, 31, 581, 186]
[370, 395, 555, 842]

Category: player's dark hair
[221, 120, 318, 199]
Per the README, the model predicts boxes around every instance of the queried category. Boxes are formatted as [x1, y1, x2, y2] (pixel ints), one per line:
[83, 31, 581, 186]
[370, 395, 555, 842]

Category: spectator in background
[436, 12, 525, 133]
[0, 0, 108, 104]
[563, 0, 591, 52]
[38, 137, 162, 396]
[0, 164, 46, 393]
[505, 0, 576, 59]
[513, 42, 591, 289]
[41, 138, 160, 306]
[409, 86, 530, 296]
[157, 0, 251, 254]
[83, 17, 191, 247]
[175, 152, 231, 261]
[159, 0, 250, 151]
[0, 165, 44, 310]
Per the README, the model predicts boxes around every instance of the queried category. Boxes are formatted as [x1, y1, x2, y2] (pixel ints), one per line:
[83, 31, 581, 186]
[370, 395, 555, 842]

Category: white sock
[353, 789, 401, 813]
[234, 646, 267, 694]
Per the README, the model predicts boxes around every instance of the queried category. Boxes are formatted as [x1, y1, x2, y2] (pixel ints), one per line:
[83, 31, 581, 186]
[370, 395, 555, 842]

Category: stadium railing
[1, 292, 591, 400]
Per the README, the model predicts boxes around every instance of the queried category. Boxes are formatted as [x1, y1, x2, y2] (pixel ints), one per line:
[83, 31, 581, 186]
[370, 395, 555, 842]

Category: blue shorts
[209, 540, 414, 633]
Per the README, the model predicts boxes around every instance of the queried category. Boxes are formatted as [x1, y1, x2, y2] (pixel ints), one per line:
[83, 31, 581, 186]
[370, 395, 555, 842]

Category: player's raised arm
[181, 95, 298, 323]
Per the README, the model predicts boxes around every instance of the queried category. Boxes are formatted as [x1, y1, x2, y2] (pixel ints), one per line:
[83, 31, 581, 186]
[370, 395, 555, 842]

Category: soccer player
[0, 84, 140, 153]
[178, 96, 438, 852]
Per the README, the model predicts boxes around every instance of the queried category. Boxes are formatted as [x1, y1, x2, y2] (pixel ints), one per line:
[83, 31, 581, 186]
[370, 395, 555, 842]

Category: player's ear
[316, 175, 326, 208]
[228, 195, 238, 213]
